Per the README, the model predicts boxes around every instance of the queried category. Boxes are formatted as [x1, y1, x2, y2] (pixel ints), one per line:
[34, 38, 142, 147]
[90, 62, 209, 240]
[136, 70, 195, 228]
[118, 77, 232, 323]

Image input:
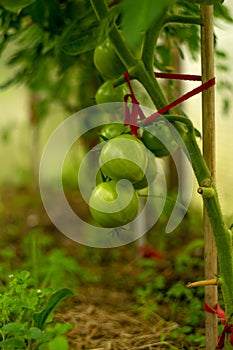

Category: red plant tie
[144, 77, 215, 125]
[155, 72, 202, 81]
[204, 302, 233, 349]
[124, 72, 146, 138]
[123, 71, 215, 135]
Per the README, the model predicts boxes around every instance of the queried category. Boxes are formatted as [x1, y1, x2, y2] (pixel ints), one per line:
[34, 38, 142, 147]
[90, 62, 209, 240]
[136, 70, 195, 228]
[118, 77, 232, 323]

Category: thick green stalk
[168, 116, 233, 320]
[142, 13, 166, 72]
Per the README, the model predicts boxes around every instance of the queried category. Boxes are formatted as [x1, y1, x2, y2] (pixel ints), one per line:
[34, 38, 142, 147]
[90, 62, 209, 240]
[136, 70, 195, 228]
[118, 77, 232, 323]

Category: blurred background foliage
[0, 0, 232, 216]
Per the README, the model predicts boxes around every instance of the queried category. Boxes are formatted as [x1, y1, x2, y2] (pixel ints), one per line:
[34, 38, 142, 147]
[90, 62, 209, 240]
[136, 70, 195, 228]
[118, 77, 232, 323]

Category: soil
[55, 288, 178, 350]
[0, 186, 206, 349]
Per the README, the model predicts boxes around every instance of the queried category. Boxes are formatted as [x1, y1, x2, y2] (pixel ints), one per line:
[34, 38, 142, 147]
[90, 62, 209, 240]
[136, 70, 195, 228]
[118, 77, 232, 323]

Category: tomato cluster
[88, 118, 179, 228]
[91, 36, 178, 228]
[88, 126, 158, 228]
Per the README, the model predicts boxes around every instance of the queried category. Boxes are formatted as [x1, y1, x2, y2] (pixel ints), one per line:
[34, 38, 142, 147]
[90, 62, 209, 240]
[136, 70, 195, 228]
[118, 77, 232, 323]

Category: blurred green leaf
[0, 0, 36, 13]
[33, 288, 73, 330]
[48, 335, 69, 350]
[0, 336, 25, 349]
[60, 10, 115, 56]
[118, 0, 173, 51]
[214, 2, 233, 23]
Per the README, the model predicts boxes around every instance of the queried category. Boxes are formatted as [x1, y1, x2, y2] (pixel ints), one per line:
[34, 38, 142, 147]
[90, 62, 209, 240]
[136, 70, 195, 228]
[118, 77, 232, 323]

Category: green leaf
[0, 0, 36, 12]
[118, 0, 173, 51]
[1, 322, 24, 336]
[33, 288, 73, 330]
[48, 335, 69, 350]
[60, 11, 115, 56]
[214, 2, 233, 23]
[25, 327, 44, 340]
[0, 336, 25, 349]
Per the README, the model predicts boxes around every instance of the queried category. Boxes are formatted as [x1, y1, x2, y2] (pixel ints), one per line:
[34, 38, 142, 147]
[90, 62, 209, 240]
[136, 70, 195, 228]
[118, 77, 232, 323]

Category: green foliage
[117, 0, 173, 52]
[134, 246, 205, 345]
[22, 228, 99, 289]
[0, 0, 36, 13]
[174, 239, 204, 273]
[33, 288, 73, 330]
[60, 11, 115, 56]
[0, 0, 102, 114]
[0, 0, 231, 118]
[0, 271, 73, 349]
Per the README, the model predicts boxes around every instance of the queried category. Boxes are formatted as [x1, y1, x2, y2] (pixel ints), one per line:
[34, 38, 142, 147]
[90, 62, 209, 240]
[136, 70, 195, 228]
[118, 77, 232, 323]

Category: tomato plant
[0, 0, 232, 348]
[89, 180, 139, 227]
[99, 134, 148, 184]
[94, 38, 126, 79]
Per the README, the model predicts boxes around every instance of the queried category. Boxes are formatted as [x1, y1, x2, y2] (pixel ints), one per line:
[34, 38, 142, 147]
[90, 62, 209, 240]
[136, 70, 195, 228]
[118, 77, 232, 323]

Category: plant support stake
[201, 4, 218, 349]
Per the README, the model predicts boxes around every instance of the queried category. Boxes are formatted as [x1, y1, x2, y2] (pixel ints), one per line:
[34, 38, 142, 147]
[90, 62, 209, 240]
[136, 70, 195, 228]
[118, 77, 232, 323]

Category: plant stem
[142, 15, 166, 73]
[168, 116, 233, 323]
[163, 15, 201, 26]
[90, 0, 137, 69]
[134, 62, 168, 109]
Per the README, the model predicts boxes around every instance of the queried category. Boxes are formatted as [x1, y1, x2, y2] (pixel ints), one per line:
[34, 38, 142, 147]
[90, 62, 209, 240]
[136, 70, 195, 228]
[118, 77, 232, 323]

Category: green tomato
[94, 38, 126, 79]
[0, 0, 35, 11]
[141, 118, 178, 158]
[134, 149, 158, 190]
[89, 180, 139, 227]
[99, 122, 129, 140]
[95, 81, 129, 104]
[99, 134, 148, 184]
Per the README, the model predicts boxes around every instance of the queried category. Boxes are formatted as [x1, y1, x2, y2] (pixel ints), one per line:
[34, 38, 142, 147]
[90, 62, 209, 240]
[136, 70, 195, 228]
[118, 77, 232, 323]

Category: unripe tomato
[95, 81, 129, 104]
[99, 134, 148, 184]
[141, 118, 178, 158]
[134, 149, 158, 190]
[89, 180, 139, 227]
[99, 122, 129, 140]
[94, 38, 126, 79]
[0, 0, 35, 11]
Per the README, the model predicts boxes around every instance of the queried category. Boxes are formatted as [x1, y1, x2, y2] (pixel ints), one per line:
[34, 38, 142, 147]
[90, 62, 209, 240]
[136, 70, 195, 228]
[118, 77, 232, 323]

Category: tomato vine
[89, 0, 233, 347]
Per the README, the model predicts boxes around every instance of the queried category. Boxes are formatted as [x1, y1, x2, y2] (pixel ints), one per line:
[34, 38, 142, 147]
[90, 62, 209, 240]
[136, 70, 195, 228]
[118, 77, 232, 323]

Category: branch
[163, 15, 202, 26]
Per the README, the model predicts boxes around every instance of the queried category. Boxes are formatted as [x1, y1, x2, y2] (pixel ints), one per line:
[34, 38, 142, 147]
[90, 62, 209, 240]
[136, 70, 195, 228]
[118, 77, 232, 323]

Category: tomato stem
[163, 15, 202, 26]
[168, 114, 233, 322]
